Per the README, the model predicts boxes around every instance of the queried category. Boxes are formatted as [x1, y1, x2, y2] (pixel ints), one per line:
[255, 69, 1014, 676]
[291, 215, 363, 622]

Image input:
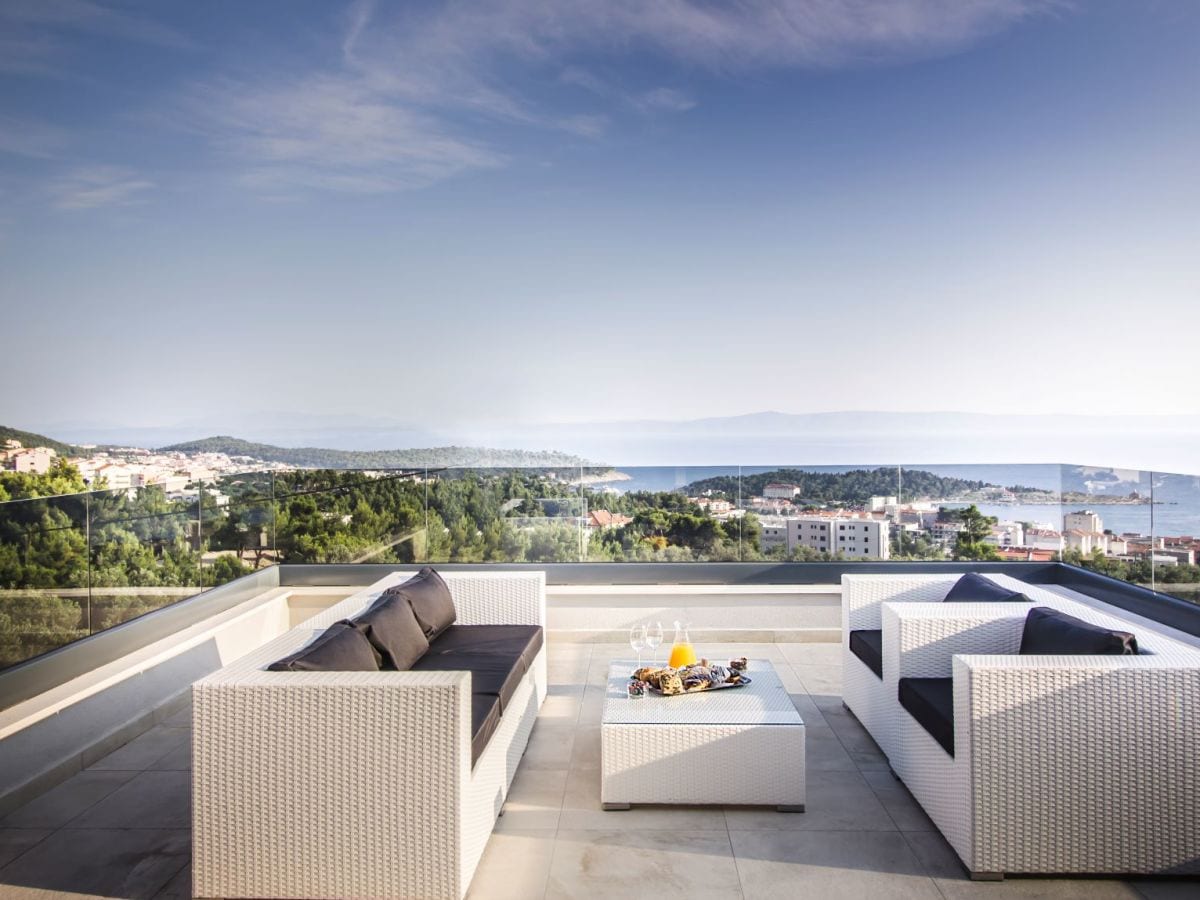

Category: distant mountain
[160, 436, 599, 469]
[0, 425, 82, 457]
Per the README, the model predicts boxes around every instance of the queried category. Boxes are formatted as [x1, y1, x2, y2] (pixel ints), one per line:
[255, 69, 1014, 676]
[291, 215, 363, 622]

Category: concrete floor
[0, 639, 1195, 899]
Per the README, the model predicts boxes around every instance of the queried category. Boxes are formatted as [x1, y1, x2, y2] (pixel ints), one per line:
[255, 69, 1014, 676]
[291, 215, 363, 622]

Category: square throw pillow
[381, 567, 457, 640]
[268, 620, 382, 671]
[944, 572, 1028, 603]
[355, 591, 430, 670]
[1019, 606, 1139, 655]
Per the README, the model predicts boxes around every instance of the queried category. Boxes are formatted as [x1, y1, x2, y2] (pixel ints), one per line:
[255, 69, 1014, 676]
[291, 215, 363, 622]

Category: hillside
[0, 425, 81, 457]
[160, 436, 600, 469]
[685, 467, 989, 503]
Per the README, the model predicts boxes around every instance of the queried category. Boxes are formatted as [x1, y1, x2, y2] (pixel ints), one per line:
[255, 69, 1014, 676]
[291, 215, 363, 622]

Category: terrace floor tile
[0, 771, 137, 830]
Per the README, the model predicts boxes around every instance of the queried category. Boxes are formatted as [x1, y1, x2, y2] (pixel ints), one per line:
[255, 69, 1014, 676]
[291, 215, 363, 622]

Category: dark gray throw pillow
[381, 567, 457, 640]
[1019, 606, 1139, 655]
[355, 590, 430, 670]
[268, 620, 382, 671]
[944, 572, 1028, 603]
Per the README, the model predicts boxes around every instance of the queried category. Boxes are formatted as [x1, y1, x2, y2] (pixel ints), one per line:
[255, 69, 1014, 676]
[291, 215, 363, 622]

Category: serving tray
[646, 676, 752, 697]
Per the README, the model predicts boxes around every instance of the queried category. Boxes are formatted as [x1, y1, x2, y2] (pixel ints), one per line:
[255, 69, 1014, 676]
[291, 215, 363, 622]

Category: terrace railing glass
[1, 462, 1195, 669]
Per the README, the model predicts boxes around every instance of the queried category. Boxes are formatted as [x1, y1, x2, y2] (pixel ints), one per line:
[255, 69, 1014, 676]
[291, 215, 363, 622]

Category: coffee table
[600, 659, 805, 811]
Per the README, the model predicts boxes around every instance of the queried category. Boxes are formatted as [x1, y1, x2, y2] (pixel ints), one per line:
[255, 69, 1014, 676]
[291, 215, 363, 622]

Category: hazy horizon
[12, 408, 1200, 474]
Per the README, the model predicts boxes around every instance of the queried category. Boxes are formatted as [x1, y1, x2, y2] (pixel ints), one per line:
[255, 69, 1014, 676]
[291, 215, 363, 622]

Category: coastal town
[702, 480, 1197, 567]
[3, 438, 1196, 570]
[0, 437, 293, 502]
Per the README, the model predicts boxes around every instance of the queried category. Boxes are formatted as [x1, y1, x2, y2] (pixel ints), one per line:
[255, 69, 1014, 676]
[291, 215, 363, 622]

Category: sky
[1, 0, 1199, 440]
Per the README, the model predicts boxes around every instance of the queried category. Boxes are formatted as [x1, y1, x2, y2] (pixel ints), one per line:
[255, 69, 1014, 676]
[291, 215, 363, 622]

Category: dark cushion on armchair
[898, 677, 955, 756]
[1019, 606, 1138, 655]
[944, 572, 1028, 604]
[849, 629, 883, 679]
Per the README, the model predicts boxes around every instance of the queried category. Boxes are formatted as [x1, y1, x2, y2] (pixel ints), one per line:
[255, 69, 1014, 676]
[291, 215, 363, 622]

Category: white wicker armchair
[840, 573, 1031, 761]
[885, 596, 1200, 878]
[192, 570, 547, 900]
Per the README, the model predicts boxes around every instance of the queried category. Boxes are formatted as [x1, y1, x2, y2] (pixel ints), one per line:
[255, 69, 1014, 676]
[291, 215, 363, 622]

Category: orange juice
[668, 642, 697, 669]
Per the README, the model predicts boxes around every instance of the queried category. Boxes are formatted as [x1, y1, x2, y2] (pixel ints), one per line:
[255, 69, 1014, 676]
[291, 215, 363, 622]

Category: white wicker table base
[600, 659, 805, 811]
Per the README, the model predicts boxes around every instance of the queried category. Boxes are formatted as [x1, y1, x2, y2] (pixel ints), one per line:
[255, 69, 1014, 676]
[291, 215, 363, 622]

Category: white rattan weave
[192, 570, 547, 900]
[886, 594, 1200, 876]
[600, 660, 805, 808]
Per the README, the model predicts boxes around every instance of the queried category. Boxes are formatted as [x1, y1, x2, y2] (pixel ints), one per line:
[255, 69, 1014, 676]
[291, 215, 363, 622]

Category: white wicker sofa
[192, 570, 547, 900]
[870, 575, 1200, 878]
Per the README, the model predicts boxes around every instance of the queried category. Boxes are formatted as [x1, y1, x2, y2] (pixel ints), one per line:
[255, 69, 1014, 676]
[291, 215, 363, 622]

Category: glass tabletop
[600, 658, 804, 727]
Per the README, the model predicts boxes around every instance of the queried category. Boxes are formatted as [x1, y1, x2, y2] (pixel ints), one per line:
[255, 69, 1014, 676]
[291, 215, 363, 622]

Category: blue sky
[1, 1, 1198, 437]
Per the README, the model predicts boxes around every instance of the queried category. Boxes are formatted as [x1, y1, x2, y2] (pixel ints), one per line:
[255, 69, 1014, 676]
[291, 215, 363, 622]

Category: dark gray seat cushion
[354, 590, 429, 670]
[1019, 606, 1139, 655]
[944, 572, 1028, 604]
[471, 694, 502, 766]
[412, 625, 543, 713]
[268, 620, 382, 672]
[380, 567, 457, 640]
[898, 677, 954, 756]
[422, 625, 544, 673]
[849, 629, 883, 679]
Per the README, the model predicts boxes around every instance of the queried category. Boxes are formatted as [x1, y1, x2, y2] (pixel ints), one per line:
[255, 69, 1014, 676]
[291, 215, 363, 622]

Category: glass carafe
[668, 620, 697, 669]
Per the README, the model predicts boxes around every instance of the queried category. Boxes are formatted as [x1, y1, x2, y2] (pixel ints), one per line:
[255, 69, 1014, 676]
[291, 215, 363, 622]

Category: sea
[586, 464, 1200, 537]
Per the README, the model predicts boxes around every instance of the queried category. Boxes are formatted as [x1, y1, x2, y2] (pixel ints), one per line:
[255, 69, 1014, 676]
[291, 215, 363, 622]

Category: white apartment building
[762, 482, 801, 500]
[1025, 529, 1065, 553]
[5, 447, 56, 474]
[787, 516, 890, 559]
[757, 515, 888, 559]
[1064, 510, 1104, 535]
[760, 517, 788, 551]
[867, 496, 898, 512]
[693, 497, 733, 516]
[92, 463, 135, 490]
[929, 520, 965, 545]
[985, 521, 1026, 548]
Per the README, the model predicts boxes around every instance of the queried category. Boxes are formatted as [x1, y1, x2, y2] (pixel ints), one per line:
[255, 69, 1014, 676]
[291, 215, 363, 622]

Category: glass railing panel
[1148, 469, 1200, 603]
[579, 465, 746, 562]
[424, 466, 587, 563]
[913, 463, 1066, 562]
[1057, 464, 1156, 592]
[202, 471, 278, 585]
[86, 481, 201, 633]
[270, 468, 427, 565]
[0, 492, 90, 668]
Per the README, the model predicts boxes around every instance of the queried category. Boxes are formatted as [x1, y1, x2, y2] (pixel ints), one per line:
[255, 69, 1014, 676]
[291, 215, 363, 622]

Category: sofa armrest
[193, 670, 474, 899]
[842, 574, 961, 634]
[950, 654, 1200, 874]
[883, 602, 1026, 680]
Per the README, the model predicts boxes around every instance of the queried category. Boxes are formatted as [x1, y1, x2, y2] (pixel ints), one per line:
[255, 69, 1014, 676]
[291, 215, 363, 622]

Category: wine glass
[645, 621, 663, 666]
[629, 623, 647, 670]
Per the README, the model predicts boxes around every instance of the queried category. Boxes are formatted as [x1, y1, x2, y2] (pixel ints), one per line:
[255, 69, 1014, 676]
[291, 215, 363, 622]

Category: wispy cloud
[185, 74, 504, 195]
[0, 0, 192, 51]
[351, 1, 1063, 73]
[48, 165, 154, 210]
[182, 1, 1061, 196]
[0, 116, 69, 159]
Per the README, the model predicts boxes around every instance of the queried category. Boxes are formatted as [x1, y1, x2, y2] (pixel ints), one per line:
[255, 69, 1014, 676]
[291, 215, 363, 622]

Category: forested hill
[160, 436, 598, 469]
[686, 467, 990, 503]
[0, 425, 81, 457]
